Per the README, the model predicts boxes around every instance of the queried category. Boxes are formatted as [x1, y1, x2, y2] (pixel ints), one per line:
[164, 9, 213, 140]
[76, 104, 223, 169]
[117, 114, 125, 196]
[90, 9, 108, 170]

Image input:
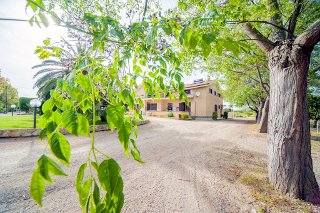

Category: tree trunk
[313, 119, 318, 128]
[258, 97, 269, 133]
[256, 99, 265, 124]
[268, 41, 320, 203]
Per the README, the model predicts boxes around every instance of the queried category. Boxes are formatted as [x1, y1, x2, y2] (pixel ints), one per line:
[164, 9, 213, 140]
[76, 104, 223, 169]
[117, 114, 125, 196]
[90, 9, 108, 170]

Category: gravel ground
[0, 117, 319, 213]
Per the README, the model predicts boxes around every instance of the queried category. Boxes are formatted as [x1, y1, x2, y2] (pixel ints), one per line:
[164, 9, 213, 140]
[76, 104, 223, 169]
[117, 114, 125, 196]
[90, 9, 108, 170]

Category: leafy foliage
[19, 97, 33, 113]
[0, 71, 19, 113]
[32, 39, 90, 100]
[26, 0, 187, 211]
[212, 112, 218, 120]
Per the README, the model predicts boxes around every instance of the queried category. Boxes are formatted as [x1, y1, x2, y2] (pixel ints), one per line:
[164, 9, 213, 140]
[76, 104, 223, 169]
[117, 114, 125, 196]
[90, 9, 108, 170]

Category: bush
[167, 111, 174, 117]
[223, 111, 228, 119]
[179, 113, 190, 120]
[182, 114, 189, 119]
[212, 112, 218, 120]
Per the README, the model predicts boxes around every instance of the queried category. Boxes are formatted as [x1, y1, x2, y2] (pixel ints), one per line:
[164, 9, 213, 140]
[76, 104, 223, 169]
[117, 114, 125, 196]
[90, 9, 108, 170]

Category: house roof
[184, 81, 212, 89]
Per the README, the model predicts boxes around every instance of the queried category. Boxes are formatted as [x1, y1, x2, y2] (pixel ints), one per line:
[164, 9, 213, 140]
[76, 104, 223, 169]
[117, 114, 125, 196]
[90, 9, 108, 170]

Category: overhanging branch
[243, 23, 275, 52]
[294, 19, 320, 48]
[287, 0, 303, 39]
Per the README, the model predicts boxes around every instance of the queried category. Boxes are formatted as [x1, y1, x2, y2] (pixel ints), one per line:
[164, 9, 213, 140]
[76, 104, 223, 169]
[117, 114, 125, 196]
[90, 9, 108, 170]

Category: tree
[19, 97, 33, 113]
[0, 71, 19, 113]
[205, 47, 270, 132]
[175, 0, 320, 203]
[32, 39, 90, 100]
[308, 93, 320, 128]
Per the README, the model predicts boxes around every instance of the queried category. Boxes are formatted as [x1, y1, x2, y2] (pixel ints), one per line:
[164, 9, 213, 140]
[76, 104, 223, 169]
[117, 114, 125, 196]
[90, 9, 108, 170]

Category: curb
[0, 120, 150, 138]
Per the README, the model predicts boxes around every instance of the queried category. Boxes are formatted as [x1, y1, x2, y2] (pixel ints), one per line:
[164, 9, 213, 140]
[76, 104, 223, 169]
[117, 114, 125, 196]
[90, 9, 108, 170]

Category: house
[136, 79, 223, 118]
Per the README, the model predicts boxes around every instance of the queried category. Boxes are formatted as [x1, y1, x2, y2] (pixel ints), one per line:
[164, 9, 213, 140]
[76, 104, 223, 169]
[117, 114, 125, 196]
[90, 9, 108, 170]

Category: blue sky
[0, 0, 207, 98]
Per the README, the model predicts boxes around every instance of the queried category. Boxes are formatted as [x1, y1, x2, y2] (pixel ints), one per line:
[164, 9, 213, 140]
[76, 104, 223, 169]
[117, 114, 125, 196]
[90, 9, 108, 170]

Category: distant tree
[32, 39, 88, 100]
[0, 71, 19, 113]
[308, 94, 320, 128]
[19, 97, 33, 113]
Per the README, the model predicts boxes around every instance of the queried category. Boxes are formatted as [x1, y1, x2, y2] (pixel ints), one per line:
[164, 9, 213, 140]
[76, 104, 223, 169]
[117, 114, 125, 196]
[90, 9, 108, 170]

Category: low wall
[146, 111, 189, 119]
[0, 120, 150, 138]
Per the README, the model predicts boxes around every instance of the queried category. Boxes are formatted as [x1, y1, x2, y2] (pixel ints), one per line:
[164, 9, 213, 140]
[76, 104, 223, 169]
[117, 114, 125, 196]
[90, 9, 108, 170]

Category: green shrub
[167, 111, 174, 117]
[182, 114, 189, 119]
[179, 113, 190, 120]
[223, 111, 228, 119]
[212, 112, 218, 120]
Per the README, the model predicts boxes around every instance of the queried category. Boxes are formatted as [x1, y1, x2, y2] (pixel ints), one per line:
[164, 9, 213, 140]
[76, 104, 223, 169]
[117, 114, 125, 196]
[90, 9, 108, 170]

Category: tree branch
[310, 64, 320, 73]
[294, 19, 320, 48]
[268, 0, 286, 41]
[256, 66, 269, 95]
[287, 0, 303, 39]
[243, 23, 275, 52]
[142, 0, 148, 21]
[228, 20, 293, 37]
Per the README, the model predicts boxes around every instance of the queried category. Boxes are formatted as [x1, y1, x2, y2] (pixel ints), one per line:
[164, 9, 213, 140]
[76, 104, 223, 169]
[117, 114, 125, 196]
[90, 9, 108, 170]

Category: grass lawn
[0, 115, 39, 129]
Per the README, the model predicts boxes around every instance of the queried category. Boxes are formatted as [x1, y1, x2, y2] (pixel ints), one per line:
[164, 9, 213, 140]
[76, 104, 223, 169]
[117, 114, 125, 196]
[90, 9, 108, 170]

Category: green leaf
[62, 109, 78, 135]
[93, 181, 100, 205]
[221, 39, 240, 57]
[201, 41, 211, 58]
[42, 99, 54, 113]
[39, 128, 47, 140]
[118, 121, 131, 157]
[98, 159, 121, 194]
[79, 178, 92, 208]
[39, 12, 49, 27]
[47, 157, 67, 176]
[50, 11, 61, 25]
[46, 121, 57, 134]
[189, 34, 199, 50]
[49, 132, 71, 165]
[77, 113, 90, 137]
[43, 38, 50, 46]
[202, 33, 216, 44]
[30, 170, 46, 206]
[38, 155, 53, 183]
[77, 74, 91, 91]
[76, 163, 87, 193]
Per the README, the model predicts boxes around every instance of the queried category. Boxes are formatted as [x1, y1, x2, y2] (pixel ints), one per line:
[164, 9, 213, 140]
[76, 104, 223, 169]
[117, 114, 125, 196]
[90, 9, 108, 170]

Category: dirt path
[0, 117, 318, 212]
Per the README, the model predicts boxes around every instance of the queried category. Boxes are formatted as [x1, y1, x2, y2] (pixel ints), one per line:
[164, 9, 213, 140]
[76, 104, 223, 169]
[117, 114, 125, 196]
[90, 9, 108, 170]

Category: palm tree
[32, 40, 86, 100]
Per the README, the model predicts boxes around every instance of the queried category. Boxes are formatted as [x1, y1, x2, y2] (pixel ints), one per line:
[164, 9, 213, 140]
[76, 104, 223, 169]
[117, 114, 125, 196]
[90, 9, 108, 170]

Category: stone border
[0, 120, 150, 138]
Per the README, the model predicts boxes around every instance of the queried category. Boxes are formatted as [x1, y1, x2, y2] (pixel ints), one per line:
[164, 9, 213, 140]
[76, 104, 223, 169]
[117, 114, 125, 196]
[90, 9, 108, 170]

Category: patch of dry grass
[239, 168, 314, 212]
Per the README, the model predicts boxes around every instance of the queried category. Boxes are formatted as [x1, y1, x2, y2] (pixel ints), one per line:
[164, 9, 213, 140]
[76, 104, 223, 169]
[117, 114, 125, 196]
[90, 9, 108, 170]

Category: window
[185, 89, 191, 94]
[167, 103, 173, 111]
[214, 91, 217, 96]
[209, 88, 213, 94]
[179, 102, 186, 111]
[179, 102, 190, 112]
[147, 103, 157, 111]
[218, 93, 221, 97]
[214, 105, 217, 112]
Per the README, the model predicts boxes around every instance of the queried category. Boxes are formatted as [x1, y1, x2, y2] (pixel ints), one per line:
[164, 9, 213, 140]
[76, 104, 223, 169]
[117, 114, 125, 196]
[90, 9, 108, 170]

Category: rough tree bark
[244, 19, 320, 203]
[268, 41, 320, 203]
[258, 97, 269, 133]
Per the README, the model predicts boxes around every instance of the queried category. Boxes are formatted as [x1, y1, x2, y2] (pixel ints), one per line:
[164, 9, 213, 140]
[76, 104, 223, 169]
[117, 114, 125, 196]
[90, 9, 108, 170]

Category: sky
[0, 0, 207, 98]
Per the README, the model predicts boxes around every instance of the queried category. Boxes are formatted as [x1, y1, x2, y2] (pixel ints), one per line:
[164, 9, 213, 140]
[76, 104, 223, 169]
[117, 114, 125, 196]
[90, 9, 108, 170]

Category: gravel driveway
[0, 117, 319, 212]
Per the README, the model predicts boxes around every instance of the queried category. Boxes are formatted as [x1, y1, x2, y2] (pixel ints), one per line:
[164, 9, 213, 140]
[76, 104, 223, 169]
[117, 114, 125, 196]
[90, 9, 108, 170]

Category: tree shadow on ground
[311, 135, 320, 141]
[223, 118, 256, 125]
